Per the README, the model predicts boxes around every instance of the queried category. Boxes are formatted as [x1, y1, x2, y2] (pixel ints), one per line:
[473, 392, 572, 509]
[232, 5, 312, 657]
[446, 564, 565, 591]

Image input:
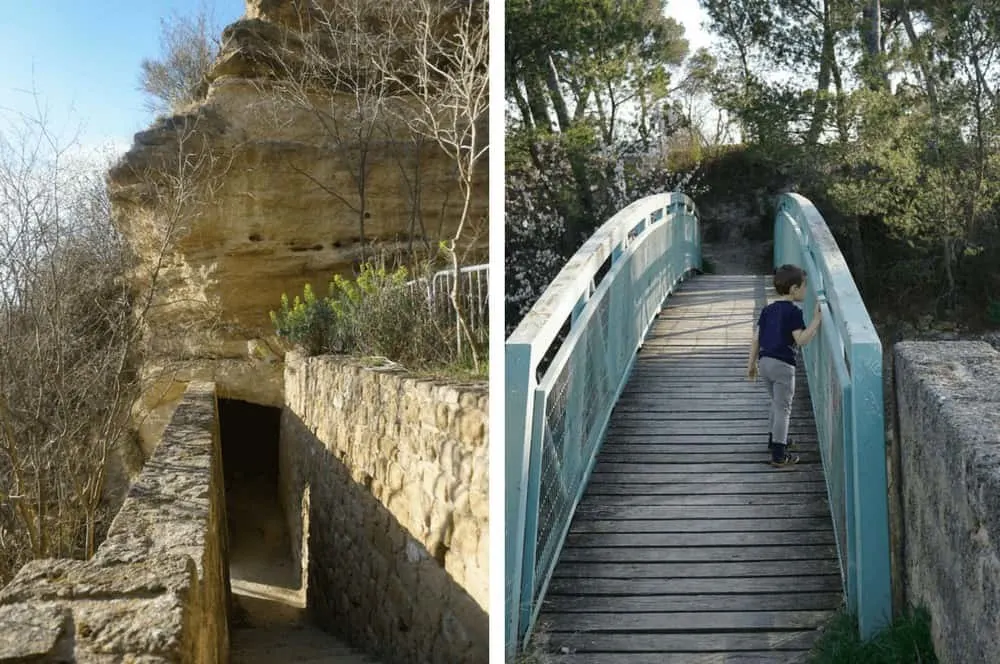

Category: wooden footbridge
[505, 194, 892, 662]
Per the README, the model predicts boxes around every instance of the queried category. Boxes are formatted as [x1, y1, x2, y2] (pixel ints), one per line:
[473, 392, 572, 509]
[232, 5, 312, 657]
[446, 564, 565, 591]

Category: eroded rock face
[109, 0, 487, 452]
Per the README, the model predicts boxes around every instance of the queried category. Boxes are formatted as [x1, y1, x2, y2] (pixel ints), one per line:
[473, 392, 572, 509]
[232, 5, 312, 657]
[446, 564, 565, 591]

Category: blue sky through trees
[0, 1, 243, 157]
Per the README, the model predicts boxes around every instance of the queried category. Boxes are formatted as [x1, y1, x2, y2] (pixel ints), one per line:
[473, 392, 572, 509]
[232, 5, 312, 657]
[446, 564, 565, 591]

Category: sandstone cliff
[108, 0, 488, 453]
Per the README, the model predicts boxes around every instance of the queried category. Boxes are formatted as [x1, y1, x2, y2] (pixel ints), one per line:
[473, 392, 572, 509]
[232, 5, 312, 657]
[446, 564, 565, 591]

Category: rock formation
[108, 0, 488, 454]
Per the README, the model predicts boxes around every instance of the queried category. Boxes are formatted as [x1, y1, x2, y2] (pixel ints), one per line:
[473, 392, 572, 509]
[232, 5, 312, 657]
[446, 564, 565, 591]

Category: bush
[809, 608, 937, 664]
[270, 262, 487, 375]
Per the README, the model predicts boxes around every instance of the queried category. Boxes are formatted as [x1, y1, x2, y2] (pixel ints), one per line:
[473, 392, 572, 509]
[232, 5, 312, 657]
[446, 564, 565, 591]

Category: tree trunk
[831, 52, 850, 143]
[543, 53, 573, 132]
[899, 2, 939, 112]
[523, 72, 553, 130]
[861, 0, 889, 90]
[805, 6, 835, 145]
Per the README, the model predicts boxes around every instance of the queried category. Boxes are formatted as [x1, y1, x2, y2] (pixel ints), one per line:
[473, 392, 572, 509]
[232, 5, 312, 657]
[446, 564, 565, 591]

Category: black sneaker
[769, 438, 796, 452]
[770, 452, 800, 468]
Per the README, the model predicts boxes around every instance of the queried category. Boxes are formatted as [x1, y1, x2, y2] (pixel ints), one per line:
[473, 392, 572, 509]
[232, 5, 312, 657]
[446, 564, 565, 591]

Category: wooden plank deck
[538, 275, 842, 663]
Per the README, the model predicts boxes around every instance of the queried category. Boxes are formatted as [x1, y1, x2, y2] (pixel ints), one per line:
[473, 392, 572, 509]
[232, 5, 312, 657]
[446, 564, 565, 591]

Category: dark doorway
[219, 398, 281, 494]
[218, 399, 303, 627]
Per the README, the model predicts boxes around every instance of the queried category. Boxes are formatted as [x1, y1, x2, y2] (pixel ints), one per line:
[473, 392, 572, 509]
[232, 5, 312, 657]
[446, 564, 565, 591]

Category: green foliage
[270, 263, 486, 375]
[809, 608, 937, 664]
[987, 299, 1000, 326]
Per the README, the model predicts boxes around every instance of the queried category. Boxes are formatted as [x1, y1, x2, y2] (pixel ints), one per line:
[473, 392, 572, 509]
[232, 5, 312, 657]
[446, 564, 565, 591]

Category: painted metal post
[505, 342, 534, 657]
[517, 391, 548, 646]
[850, 340, 892, 639]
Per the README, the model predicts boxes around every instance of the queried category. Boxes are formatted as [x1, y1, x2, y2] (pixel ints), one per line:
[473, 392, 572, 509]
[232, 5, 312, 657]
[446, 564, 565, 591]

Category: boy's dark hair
[773, 264, 807, 295]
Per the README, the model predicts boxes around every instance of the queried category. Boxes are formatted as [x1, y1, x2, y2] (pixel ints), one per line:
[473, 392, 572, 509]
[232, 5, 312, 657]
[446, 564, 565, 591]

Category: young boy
[746, 264, 822, 467]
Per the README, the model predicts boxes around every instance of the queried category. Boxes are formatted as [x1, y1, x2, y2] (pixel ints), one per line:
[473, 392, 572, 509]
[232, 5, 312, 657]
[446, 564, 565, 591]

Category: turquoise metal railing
[505, 192, 701, 655]
[774, 193, 891, 639]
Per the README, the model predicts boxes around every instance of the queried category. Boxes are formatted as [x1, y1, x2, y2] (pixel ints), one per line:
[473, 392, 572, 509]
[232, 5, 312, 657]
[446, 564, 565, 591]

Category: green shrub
[987, 298, 1000, 326]
[270, 262, 486, 375]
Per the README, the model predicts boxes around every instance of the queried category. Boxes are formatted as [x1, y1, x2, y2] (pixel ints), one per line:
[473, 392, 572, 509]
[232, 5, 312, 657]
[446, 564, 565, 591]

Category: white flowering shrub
[505, 132, 705, 336]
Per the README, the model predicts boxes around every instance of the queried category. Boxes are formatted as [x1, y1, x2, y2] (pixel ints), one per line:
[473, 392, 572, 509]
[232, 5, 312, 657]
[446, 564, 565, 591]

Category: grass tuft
[810, 608, 938, 664]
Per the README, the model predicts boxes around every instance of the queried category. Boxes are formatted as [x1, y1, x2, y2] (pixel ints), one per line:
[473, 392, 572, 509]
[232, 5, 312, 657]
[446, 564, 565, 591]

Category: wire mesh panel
[506, 194, 700, 654]
[774, 194, 890, 639]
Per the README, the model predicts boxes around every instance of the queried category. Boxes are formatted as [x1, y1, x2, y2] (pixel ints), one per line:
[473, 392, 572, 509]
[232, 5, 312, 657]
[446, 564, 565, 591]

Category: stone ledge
[0, 382, 227, 663]
[0, 603, 72, 663]
[894, 341, 1000, 664]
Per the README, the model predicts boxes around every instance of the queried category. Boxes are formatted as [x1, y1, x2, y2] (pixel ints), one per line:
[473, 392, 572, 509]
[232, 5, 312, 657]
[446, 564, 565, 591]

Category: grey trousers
[759, 356, 795, 445]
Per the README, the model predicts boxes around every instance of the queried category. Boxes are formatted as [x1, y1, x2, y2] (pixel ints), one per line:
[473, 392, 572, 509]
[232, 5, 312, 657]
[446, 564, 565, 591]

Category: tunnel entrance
[218, 398, 302, 627]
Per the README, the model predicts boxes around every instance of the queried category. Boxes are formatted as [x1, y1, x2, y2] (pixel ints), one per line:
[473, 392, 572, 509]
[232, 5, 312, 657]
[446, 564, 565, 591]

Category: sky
[0, 1, 245, 158]
[665, 0, 713, 54]
[0, 0, 712, 162]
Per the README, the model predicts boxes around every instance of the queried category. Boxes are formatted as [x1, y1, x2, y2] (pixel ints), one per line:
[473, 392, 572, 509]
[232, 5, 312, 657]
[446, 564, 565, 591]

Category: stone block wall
[279, 353, 488, 664]
[894, 341, 1000, 664]
[0, 381, 230, 663]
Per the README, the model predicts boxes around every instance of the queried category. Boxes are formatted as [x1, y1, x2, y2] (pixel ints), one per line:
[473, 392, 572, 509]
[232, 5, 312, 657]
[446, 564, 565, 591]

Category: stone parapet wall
[894, 341, 1000, 664]
[279, 354, 487, 663]
[0, 382, 229, 663]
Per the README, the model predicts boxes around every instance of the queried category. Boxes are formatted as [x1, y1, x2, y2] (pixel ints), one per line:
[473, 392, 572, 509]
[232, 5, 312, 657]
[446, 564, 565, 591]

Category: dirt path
[701, 240, 772, 276]
[227, 475, 377, 663]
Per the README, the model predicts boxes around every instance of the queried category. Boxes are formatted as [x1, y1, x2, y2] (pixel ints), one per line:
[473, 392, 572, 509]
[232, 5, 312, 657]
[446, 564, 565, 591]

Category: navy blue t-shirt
[757, 300, 806, 366]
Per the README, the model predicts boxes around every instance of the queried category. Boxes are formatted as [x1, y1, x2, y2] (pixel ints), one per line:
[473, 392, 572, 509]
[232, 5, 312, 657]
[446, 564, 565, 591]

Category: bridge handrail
[505, 192, 700, 654]
[774, 193, 891, 639]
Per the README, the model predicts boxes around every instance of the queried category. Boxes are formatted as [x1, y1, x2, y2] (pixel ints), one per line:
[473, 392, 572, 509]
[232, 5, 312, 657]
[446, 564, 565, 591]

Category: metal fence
[407, 263, 488, 336]
[774, 193, 891, 639]
[505, 192, 701, 655]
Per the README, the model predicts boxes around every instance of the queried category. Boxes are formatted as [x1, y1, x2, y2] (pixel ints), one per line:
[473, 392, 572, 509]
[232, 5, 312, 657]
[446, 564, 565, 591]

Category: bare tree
[0, 109, 137, 578]
[139, 3, 220, 116]
[0, 104, 230, 585]
[376, 0, 489, 369]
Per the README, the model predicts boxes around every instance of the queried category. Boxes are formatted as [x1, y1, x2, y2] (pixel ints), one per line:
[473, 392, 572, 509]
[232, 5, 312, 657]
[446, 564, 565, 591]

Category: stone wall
[0, 382, 230, 663]
[894, 341, 1000, 664]
[279, 353, 488, 663]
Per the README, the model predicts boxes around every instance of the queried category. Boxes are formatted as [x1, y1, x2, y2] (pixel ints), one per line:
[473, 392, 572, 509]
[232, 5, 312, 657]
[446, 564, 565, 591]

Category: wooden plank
[581, 482, 828, 496]
[587, 472, 826, 484]
[557, 545, 836, 563]
[546, 575, 841, 596]
[543, 630, 821, 652]
[545, 652, 814, 664]
[608, 423, 817, 433]
[563, 531, 836, 550]
[543, 592, 843, 614]
[599, 444, 819, 454]
[595, 452, 821, 464]
[613, 399, 810, 409]
[592, 462, 821, 475]
[601, 434, 818, 444]
[568, 518, 834, 534]
[571, 503, 831, 520]
[551, 560, 840, 579]
[543, 609, 833, 633]
[607, 413, 815, 424]
[577, 493, 826, 507]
